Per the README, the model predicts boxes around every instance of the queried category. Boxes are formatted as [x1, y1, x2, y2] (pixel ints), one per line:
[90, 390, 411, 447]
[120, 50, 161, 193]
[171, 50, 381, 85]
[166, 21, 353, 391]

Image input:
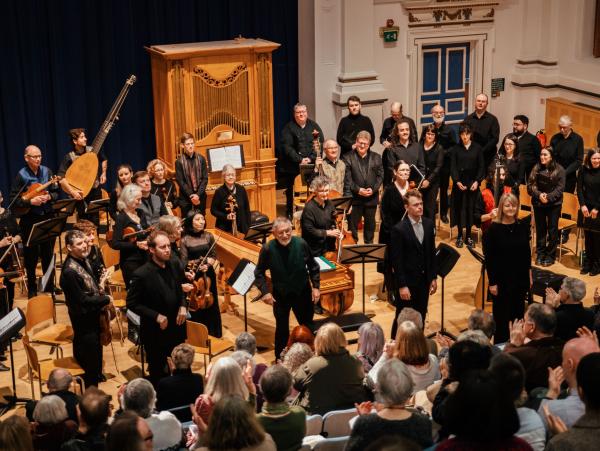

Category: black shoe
[590, 264, 600, 277]
[542, 258, 555, 267]
[561, 232, 570, 244]
[53, 288, 63, 295]
[313, 304, 324, 315]
[441, 215, 449, 224]
[466, 238, 474, 248]
[0, 355, 7, 362]
[580, 264, 591, 275]
[0, 363, 10, 372]
[98, 373, 107, 383]
[535, 256, 544, 266]
[455, 237, 464, 248]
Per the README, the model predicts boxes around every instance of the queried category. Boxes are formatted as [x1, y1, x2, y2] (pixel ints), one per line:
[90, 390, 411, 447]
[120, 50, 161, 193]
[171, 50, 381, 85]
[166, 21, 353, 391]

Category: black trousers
[391, 281, 430, 339]
[73, 330, 102, 388]
[584, 230, 600, 265]
[350, 204, 377, 244]
[439, 169, 451, 217]
[273, 288, 314, 360]
[534, 205, 561, 260]
[144, 324, 185, 387]
[279, 173, 297, 217]
[421, 183, 439, 220]
[492, 284, 528, 344]
[452, 187, 477, 239]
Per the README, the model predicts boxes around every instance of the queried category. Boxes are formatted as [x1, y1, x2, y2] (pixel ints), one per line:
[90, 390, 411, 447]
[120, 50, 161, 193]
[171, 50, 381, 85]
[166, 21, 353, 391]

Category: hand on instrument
[470, 181, 479, 191]
[199, 264, 208, 273]
[190, 194, 200, 206]
[261, 293, 275, 305]
[227, 212, 236, 220]
[182, 283, 194, 293]
[30, 195, 48, 206]
[185, 271, 194, 281]
[0, 237, 12, 247]
[314, 157, 323, 171]
[429, 279, 437, 295]
[166, 201, 173, 209]
[399, 286, 411, 301]
[156, 314, 168, 330]
[546, 366, 564, 400]
[326, 229, 343, 238]
[70, 189, 83, 201]
[176, 307, 187, 325]
[421, 179, 430, 189]
[489, 285, 498, 296]
[137, 240, 148, 250]
[300, 157, 311, 165]
[312, 288, 320, 304]
[581, 205, 590, 217]
[456, 182, 467, 191]
[100, 173, 107, 185]
[509, 319, 526, 346]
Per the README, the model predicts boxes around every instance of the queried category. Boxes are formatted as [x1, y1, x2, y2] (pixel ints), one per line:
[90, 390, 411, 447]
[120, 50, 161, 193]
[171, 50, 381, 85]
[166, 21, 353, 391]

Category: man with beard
[336, 96, 375, 157]
[512, 115, 542, 180]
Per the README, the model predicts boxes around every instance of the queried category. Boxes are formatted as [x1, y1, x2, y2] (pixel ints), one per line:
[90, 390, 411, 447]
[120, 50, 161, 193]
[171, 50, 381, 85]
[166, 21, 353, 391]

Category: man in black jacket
[388, 190, 437, 338]
[127, 231, 187, 384]
[464, 93, 500, 169]
[175, 132, 209, 217]
[278, 103, 323, 218]
[336, 96, 375, 157]
[60, 230, 110, 388]
[156, 343, 203, 412]
[380, 101, 418, 146]
[343, 131, 384, 244]
[550, 115, 584, 194]
[513, 114, 542, 180]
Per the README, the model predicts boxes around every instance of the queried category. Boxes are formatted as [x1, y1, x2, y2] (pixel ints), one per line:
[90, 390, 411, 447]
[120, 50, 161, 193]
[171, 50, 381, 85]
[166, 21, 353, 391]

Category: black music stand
[52, 199, 78, 215]
[434, 243, 461, 339]
[126, 309, 145, 376]
[27, 216, 68, 294]
[227, 258, 257, 332]
[244, 222, 273, 244]
[85, 198, 110, 232]
[340, 244, 386, 315]
[0, 308, 30, 415]
[330, 196, 353, 212]
[467, 245, 487, 310]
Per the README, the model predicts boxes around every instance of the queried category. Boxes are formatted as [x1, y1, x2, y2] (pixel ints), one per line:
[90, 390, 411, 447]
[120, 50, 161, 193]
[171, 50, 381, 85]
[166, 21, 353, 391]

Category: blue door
[420, 43, 470, 129]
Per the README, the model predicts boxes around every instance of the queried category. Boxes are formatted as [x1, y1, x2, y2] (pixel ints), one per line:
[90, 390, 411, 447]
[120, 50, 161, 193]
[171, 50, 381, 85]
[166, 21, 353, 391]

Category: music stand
[434, 243, 461, 339]
[340, 244, 386, 314]
[244, 222, 273, 244]
[299, 165, 316, 196]
[27, 216, 67, 294]
[329, 196, 352, 213]
[52, 199, 78, 215]
[126, 310, 145, 376]
[227, 258, 257, 331]
[466, 245, 487, 310]
[0, 308, 30, 415]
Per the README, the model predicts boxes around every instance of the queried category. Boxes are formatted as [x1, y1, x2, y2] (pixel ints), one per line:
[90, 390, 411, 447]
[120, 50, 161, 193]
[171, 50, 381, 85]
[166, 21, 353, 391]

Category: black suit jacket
[389, 216, 437, 288]
[156, 369, 204, 411]
[343, 150, 383, 207]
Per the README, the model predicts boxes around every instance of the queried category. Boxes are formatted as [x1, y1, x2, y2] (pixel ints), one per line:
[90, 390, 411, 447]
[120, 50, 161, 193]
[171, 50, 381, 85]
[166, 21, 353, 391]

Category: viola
[186, 259, 214, 311]
[97, 267, 116, 346]
[12, 176, 61, 216]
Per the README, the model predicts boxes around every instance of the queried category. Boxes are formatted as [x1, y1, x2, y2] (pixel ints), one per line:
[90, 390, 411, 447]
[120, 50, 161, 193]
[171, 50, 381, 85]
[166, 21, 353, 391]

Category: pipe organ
[146, 38, 280, 223]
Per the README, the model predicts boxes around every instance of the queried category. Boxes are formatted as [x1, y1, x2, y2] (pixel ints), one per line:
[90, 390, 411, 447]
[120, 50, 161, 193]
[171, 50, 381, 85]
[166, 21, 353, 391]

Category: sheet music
[208, 145, 243, 172]
[315, 256, 335, 272]
[41, 254, 55, 291]
[231, 261, 256, 296]
[0, 309, 24, 339]
[127, 310, 141, 326]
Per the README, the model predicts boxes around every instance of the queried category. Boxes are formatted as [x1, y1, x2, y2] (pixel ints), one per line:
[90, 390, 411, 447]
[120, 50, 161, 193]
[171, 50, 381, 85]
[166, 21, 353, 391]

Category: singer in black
[383, 120, 425, 187]
[336, 96, 375, 157]
[513, 115, 541, 179]
[175, 132, 209, 217]
[498, 134, 525, 196]
[255, 217, 320, 359]
[210, 164, 251, 235]
[108, 164, 133, 221]
[577, 148, 600, 276]
[127, 231, 188, 384]
[60, 230, 110, 388]
[419, 124, 444, 219]
[148, 159, 178, 213]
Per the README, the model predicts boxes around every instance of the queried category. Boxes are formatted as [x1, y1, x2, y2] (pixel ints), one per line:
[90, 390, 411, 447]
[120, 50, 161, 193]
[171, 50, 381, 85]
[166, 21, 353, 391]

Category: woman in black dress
[419, 124, 444, 220]
[383, 120, 425, 187]
[577, 148, 600, 275]
[111, 184, 148, 288]
[148, 159, 177, 214]
[450, 123, 484, 248]
[108, 164, 133, 221]
[180, 212, 222, 337]
[498, 134, 524, 197]
[210, 164, 251, 235]
[482, 192, 532, 343]
[527, 147, 565, 266]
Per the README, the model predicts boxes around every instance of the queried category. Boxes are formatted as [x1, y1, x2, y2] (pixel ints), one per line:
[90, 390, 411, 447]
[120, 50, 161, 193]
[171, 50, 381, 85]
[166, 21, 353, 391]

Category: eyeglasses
[26, 154, 42, 159]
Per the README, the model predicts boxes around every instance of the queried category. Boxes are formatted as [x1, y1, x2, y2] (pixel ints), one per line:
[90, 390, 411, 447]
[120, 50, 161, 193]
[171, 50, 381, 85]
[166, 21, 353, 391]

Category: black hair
[489, 353, 526, 402]
[499, 133, 520, 160]
[448, 340, 491, 382]
[576, 352, 600, 410]
[458, 122, 473, 136]
[526, 303, 557, 335]
[419, 124, 439, 145]
[513, 114, 529, 125]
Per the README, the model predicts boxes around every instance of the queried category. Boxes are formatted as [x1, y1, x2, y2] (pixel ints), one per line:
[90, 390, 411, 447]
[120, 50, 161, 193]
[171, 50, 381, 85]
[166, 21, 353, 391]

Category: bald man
[314, 139, 346, 193]
[539, 336, 600, 432]
[463, 93, 500, 169]
[9, 145, 59, 297]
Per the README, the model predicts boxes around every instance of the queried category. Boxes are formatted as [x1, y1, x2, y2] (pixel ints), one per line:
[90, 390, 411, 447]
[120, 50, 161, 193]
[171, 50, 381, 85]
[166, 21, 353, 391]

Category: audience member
[539, 336, 600, 432]
[31, 395, 78, 451]
[156, 343, 204, 412]
[281, 343, 314, 375]
[504, 303, 564, 392]
[489, 353, 546, 451]
[545, 277, 595, 341]
[348, 359, 433, 451]
[235, 332, 268, 386]
[467, 309, 496, 342]
[397, 307, 437, 356]
[545, 352, 600, 450]
[230, 350, 263, 412]
[0, 415, 34, 451]
[61, 387, 111, 451]
[356, 322, 385, 373]
[195, 396, 276, 451]
[106, 410, 153, 451]
[293, 322, 368, 415]
[123, 378, 183, 451]
[257, 365, 306, 451]
[27, 368, 80, 423]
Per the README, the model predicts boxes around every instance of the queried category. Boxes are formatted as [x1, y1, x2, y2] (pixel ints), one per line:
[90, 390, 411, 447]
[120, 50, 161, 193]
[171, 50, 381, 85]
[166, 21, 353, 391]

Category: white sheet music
[0, 309, 24, 339]
[208, 145, 243, 172]
[126, 310, 141, 326]
[231, 261, 256, 296]
[315, 256, 335, 272]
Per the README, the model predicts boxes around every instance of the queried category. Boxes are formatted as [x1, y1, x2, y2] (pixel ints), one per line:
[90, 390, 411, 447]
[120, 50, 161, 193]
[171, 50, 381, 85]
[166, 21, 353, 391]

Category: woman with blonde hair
[293, 322, 368, 414]
[147, 158, 177, 213]
[483, 192, 532, 343]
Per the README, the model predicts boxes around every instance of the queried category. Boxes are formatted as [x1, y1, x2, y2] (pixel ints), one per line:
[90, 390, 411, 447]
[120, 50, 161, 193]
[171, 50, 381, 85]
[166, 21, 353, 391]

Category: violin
[12, 176, 61, 216]
[122, 225, 155, 242]
[0, 268, 24, 285]
[186, 234, 221, 311]
[97, 267, 116, 346]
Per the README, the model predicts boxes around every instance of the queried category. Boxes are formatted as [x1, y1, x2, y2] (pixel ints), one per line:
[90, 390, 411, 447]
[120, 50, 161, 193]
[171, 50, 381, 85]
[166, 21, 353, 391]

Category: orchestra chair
[557, 192, 580, 262]
[107, 288, 127, 344]
[312, 436, 349, 451]
[25, 295, 73, 359]
[293, 174, 309, 227]
[185, 321, 234, 373]
[22, 335, 84, 400]
[321, 408, 356, 438]
[305, 414, 324, 436]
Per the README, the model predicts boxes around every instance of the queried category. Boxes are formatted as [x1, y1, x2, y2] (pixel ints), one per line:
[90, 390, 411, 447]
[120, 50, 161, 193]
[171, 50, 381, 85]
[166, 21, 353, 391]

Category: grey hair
[356, 130, 371, 143]
[205, 356, 249, 403]
[123, 378, 156, 418]
[357, 322, 385, 365]
[309, 176, 331, 192]
[375, 359, 414, 406]
[281, 343, 314, 374]
[561, 277, 586, 303]
[158, 215, 180, 236]
[396, 308, 423, 331]
[526, 303, 557, 335]
[47, 368, 73, 392]
[117, 183, 142, 212]
[235, 332, 257, 356]
[222, 164, 235, 175]
[558, 115, 572, 126]
[468, 309, 496, 339]
[33, 395, 68, 425]
[171, 343, 195, 370]
[272, 216, 292, 231]
[230, 350, 255, 374]
[293, 103, 307, 112]
[457, 329, 490, 347]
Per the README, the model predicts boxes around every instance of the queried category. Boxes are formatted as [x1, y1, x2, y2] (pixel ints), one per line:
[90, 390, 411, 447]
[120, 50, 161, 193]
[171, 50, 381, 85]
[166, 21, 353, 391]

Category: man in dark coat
[336, 96, 375, 157]
[463, 93, 500, 169]
[513, 114, 542, 179]
[175, 132, 209, 217]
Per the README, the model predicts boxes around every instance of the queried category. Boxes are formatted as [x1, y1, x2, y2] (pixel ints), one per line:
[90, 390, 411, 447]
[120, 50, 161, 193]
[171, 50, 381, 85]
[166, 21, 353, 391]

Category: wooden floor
[1, 196, 598, 419]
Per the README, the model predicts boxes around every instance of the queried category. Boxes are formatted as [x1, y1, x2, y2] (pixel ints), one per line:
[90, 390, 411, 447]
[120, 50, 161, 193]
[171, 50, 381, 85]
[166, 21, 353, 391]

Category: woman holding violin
[108, 164, 133, 221]
[210, 164, 251, 235]
[111, 184, 149, 289]
[148, 159, 178, 215]
[180, 212, 222, 337]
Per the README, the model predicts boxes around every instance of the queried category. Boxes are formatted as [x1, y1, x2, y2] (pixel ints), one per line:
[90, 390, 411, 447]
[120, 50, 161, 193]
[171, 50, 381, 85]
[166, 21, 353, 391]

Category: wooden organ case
[146, 38, 280, 223]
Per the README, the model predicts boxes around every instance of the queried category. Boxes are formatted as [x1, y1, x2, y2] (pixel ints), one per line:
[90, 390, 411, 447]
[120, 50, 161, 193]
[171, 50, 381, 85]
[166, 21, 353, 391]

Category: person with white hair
[210, 164, 251, 234]
[156, 343, 204, 412]
[545, 277, 595, 341]
[550, 115, 584, 195]
[31, 394, 78, 450]
[26, 368, 79, 423]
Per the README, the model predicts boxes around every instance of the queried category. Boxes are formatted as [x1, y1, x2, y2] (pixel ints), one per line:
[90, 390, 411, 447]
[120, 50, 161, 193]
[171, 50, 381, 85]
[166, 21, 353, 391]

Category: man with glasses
[343, 131, 383, 244]
[9, 145, 59, 297]
[513, 114, 541, 179]
[426, 104, 457, 223]
[279, 103, 324, 219]
[314, 139, 346, 194]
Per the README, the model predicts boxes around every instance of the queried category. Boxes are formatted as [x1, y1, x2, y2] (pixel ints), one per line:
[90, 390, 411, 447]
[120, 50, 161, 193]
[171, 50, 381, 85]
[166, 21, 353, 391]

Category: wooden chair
[108, 288, 127, 344]
[321, 408, 356, 438]
[101, 243, 120, 269]
[185, 321, 234, 371]
[25, 295, 73, 359]
[22, 335, 84, 399]
[518, 184, 533, 221]
[558, 192, 580, 261]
